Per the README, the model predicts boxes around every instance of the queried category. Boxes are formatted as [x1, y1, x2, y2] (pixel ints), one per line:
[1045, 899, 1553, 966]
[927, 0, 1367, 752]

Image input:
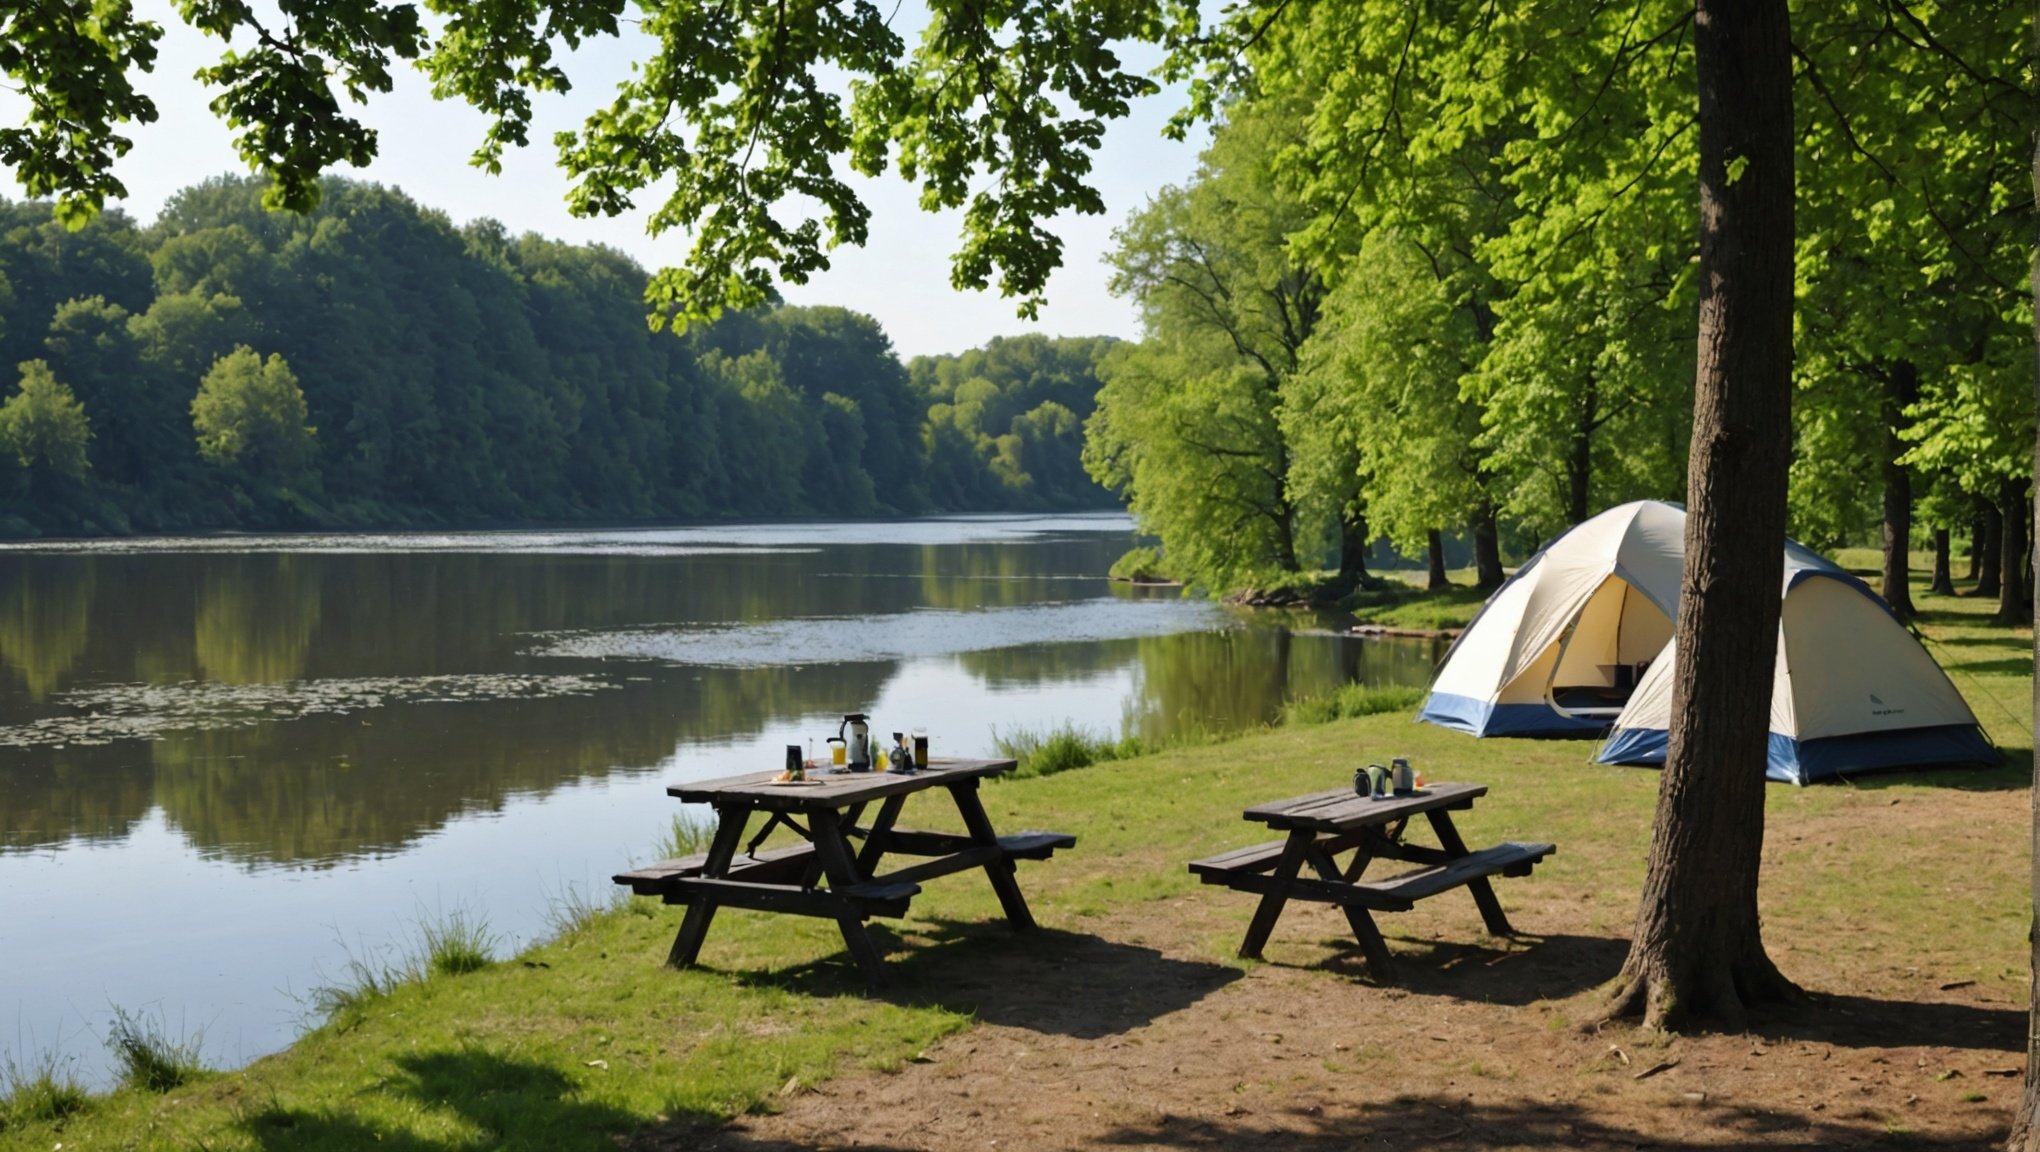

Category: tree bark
[1426, 529, 1450, 591]
[1604, 0, 1799, 1032]
[2015, 36, 2040, 1142]
[1971, 512, 1986, 581]
[1472, 501, 1505, 591]
[1999, 477, 2032, 626]
[1980, 495, 2005, 600]
[1880, 362, 1918, 620]
[1568, 381, 1598, 525]
[1338, 510, 1372, 590]
[1931, 527, 1955, 596]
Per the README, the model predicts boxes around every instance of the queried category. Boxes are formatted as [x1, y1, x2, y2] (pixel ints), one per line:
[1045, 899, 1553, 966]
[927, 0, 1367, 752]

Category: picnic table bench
[615, 758, 1074, 988]
[1190, 781, 1552, 977]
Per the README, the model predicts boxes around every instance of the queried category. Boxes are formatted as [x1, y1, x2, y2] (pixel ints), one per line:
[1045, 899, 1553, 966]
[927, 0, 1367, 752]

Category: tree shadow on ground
[241, 1048, 686, 1152]
[728, 920, 1240, 1039]
[1751, 990, 2026, 1054]
[1308, 932, 1627, 1006]
[669, 1091, 2002, 1151]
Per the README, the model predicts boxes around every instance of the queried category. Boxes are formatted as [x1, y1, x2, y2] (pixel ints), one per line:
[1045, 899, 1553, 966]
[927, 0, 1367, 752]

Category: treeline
[1084, 3, 2029, 624]
[0, 177, 1115, 536]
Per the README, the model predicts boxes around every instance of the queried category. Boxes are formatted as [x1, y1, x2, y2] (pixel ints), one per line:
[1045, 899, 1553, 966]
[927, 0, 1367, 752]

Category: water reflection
[0, 530, 1447, 872]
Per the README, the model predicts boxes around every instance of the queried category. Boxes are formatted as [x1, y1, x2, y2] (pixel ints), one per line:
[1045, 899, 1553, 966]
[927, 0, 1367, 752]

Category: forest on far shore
[0, 176, 1117, 537]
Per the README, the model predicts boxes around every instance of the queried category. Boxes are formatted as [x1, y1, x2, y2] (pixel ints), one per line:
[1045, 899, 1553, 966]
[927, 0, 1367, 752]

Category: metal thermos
[839, 713, 872, 770]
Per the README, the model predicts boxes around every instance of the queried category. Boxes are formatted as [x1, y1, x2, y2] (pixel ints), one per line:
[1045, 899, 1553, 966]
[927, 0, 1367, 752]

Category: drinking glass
[912, 727, 929, 767]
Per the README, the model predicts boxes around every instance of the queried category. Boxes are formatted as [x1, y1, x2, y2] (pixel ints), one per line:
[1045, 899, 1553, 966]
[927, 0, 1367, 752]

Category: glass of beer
[912, 727, 929, 767]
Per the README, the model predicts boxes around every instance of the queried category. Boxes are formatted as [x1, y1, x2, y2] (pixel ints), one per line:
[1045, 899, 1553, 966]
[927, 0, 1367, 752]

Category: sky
[0, 6, 1207, 358]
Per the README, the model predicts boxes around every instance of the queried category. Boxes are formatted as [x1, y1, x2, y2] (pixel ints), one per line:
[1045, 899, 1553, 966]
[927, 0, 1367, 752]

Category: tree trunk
[1999, 477, 2032, 626]
[1426, 530, 1450, 591]
[1880, 362, 1918, 620]
[1931, 527, 1955, 596]
[1980, 496, 2005, 600]
[2015, 40, 2040, 1143]
[1338, 510, 1372, 590]
[1472, 501, 1505, 591]
[1568, 381, 1597, 525]
[1604, 0, 1799, 1032]
[1970, 512, 1985, 581]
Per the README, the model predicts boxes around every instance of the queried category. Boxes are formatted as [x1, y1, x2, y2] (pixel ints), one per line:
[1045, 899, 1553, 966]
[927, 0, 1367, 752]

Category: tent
[1418, 499, 1900, 739]
[1417, 501, 1691, 737]
[1594, 566, 1997, 783]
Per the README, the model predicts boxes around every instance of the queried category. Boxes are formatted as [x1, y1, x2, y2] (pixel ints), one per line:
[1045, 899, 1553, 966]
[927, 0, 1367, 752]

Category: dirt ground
[639, 790, 2027, 1152]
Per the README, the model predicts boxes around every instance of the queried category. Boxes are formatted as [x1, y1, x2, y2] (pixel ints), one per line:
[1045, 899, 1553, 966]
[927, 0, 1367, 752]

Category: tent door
[1543, 587, 1632, 726]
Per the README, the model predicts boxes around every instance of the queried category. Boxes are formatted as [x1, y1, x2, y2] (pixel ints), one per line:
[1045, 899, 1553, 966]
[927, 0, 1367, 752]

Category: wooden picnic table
[614, 758, 1074, 988]
[1189, 781, 1553, 977]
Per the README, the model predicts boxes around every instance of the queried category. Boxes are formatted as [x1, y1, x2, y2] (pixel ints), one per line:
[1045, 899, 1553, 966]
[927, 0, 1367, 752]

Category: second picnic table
[1190, 781, 1553, 976]
[615, 758, 1075, 988]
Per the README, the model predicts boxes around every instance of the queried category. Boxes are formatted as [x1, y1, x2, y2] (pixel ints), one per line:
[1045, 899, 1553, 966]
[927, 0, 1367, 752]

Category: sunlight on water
[528, 599, 1222, 668]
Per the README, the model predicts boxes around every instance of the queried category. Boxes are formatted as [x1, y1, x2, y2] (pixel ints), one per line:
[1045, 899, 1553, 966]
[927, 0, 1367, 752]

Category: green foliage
[0, 180, 1121, 536]
[191, 346, 316, 478]
[0, 360, 90, 479]
[103, 1007, 208, 1093]
[1087, 102, 1325, 589]
[1108, 546, 1175, 583]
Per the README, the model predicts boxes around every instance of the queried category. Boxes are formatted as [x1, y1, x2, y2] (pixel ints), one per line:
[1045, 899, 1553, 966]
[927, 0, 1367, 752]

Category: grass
[1344, 567, 1492, 630]
[103, 1007, 208, 1093]
[419, 908, 497, 977]
[4, 564, 2029, 1152]
[0, 1049, 88, 1129]
[1281, 682, 1427, 725]
[993, 723, 1151, 777]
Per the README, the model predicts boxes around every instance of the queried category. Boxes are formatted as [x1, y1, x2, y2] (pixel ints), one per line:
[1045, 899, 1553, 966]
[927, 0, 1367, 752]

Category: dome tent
[1418, 499, 1870, 739]
[1418, 501, 1691, 736]
[1594, 566, 1997, 784]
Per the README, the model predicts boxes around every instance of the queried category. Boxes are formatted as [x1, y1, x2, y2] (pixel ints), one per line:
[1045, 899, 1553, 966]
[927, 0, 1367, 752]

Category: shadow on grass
[241, 1049, 694, 1152]
[667, 1091, 2001, 1151]
[1827, 752, 2028, 793]
[727, 922, 1240, 1039]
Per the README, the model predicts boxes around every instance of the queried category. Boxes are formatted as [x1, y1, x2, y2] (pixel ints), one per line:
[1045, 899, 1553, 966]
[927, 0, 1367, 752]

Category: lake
[0, 513, 1446, 1086]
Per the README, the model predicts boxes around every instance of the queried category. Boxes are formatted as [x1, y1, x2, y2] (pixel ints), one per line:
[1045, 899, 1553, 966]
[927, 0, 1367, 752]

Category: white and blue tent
[1594, 564, 1997, 784]
[1418, 501, 1688, 737]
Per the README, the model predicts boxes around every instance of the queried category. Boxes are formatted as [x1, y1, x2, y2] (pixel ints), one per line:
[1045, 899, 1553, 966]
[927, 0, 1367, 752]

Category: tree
[0, 359, 90, 479]
[1603, 0, 1799, 1028]
[191, 346, 316, 481]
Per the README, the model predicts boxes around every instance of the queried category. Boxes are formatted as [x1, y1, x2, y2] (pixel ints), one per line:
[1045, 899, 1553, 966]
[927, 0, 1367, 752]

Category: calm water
[0, 513, 1444, 1085]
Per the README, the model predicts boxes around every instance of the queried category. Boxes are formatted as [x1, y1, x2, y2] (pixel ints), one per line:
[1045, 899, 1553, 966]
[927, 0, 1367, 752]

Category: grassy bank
[5, 572, 2030, 1151]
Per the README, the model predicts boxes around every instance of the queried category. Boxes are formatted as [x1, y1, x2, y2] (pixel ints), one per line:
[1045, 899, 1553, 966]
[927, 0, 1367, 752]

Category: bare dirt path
[639, 789, 2024, 1152]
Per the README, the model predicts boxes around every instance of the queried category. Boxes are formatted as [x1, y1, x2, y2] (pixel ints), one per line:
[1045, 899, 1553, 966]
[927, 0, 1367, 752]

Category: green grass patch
[994, 722, 1151, 778]
[1, 1049, 89, 1129]
[104, 1007, 209, 1093]
[420, 908, 497, 977]
[1343, 571, 1490, 630]
[1281, 682, 1426, 725]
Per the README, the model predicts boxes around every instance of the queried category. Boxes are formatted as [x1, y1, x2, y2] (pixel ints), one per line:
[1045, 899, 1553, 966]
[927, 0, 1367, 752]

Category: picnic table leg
[854, 794, 908, 876]
[949, 780, 1038, 931]
[1425, 809, 1515, 937]
[666, 803, 750, 969]
[809, 808, 892, 990]
[1238, 832, 1311, 960]
[1305, 840, 1395, 977]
